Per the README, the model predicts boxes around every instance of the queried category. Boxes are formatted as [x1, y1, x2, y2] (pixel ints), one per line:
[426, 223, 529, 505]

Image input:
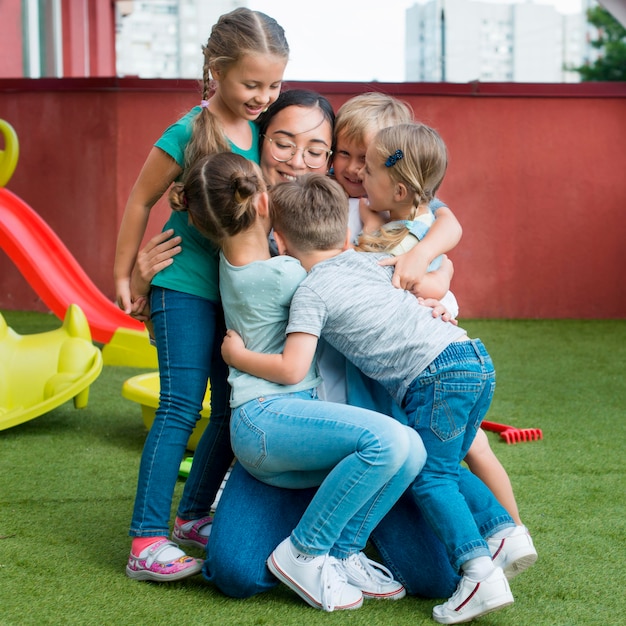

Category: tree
[574, 6, 626, 81]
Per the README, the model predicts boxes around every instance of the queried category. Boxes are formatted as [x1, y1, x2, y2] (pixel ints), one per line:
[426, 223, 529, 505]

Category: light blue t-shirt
[219, 252, 322, 407]
[151, 107, 260, 301]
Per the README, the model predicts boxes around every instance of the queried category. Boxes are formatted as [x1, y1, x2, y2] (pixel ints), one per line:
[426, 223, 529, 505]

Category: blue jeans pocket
[230, 405, 267, 469]
[413, 378, 485, 442]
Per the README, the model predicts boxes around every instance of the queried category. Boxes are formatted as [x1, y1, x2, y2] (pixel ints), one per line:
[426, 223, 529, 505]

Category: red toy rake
[481, 420, 543, 444]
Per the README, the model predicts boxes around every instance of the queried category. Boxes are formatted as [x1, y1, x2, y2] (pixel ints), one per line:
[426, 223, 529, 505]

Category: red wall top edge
[1, 78, 625, 98]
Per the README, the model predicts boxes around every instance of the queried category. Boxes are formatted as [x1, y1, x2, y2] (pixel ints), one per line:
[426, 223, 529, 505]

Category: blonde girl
[355, 122, 450, 294]
[117, 8, 289, 582]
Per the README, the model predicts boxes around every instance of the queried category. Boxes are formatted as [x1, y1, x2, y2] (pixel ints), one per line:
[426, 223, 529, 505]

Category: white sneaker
[488, 526, 538, 581]
[432, 567, 514, 624]
[337, 552, 406, 600]
[267, 538, 363, 612]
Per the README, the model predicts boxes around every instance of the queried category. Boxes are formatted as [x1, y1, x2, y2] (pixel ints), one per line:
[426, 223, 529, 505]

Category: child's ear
[209, 62, 221, 81]
[394, 182, 409, 203]
[257, 191, 270, 218]
[273, 230, 289, 255]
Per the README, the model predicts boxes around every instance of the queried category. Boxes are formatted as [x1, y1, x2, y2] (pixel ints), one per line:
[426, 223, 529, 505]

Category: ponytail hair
[184, 8, 289, 169]
[355, 221, 417, 254]
[169, 152, 266, 247]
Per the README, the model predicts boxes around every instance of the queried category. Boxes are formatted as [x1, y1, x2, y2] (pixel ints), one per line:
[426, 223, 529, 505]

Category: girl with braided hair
[114, 8, 288, 582]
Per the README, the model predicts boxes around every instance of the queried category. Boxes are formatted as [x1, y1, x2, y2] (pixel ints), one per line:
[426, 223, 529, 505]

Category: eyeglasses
[262, 135, 332, 169]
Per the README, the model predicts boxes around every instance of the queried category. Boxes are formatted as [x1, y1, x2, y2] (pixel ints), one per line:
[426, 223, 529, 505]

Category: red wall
[1, 78, 625, 319]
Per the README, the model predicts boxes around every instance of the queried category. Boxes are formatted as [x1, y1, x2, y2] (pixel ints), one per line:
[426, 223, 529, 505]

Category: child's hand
[115, 278, 133, 314]
[130, 294, 151, 322]
[417, 297, 458, 325]
[379, 246, 430, 294]
[221, 329, 246, 366]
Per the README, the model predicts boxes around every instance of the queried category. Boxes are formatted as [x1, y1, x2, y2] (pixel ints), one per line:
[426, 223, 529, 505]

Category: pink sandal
[126, 538, 203, 582]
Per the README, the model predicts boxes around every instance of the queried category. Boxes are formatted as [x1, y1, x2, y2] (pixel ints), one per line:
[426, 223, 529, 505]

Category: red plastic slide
[0, 186, 144, 344]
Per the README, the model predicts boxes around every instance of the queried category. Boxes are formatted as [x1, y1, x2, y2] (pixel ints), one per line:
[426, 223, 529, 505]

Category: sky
[247, 0, 585, 82]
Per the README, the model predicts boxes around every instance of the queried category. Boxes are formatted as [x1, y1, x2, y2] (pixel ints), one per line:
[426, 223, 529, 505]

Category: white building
[115, 0, 600, 83]
[116, 0, 243, 78]
[405, 0, 598, 83]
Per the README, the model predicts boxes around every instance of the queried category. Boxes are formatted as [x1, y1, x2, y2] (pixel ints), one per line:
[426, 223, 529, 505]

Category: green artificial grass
[1, 312, 624, 625]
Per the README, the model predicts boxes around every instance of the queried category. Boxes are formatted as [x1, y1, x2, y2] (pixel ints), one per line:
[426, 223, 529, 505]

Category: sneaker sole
[363, 587, 406, 600]
[125, 559, 203, 582]
[433, 594, 514, 624]
[502, 551, 538, 581]
[267, 553, 363, 611]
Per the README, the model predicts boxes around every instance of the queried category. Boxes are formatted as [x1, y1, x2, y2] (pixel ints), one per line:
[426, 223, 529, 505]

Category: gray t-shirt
[287, 249, 466, 406]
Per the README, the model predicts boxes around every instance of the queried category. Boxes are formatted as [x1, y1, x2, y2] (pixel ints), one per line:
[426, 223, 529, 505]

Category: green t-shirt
[151, 107, 260, 301]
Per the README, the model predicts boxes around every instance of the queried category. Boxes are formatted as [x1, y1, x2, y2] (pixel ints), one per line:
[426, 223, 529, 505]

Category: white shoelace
[319, 556, 350, 612]
[341, 552, 394, 589]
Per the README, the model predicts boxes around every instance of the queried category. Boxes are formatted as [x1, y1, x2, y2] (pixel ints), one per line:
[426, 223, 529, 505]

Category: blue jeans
[204, 462, 463, 599]
[230, 389, 425, 558]
[129, 287, 232, 537]
[403, 339, 514, 571]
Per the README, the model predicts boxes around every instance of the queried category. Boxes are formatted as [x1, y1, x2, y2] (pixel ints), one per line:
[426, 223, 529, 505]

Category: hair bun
[168, 182, 187, 212]
[231, 172, 259, 202]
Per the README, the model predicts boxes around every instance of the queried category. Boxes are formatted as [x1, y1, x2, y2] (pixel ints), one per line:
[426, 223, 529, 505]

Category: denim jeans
[204, 462, 464, 599]
[230, 389, 425, 558]
[129, 287, 232, 537]
[403, 339, 514, 571]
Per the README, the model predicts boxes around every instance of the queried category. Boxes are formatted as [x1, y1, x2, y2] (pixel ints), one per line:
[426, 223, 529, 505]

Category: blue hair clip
[385, 149, 403, 167]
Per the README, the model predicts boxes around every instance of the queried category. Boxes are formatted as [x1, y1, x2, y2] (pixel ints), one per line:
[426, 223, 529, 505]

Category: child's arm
[114, 147, 182, 315]
[221, 329, 319, 386]
[411, 255, 454, 300]
[381, 206, 462, 293]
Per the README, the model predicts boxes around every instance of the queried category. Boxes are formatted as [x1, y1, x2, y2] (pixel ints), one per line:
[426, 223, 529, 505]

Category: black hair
[257, 89, 336, 153]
